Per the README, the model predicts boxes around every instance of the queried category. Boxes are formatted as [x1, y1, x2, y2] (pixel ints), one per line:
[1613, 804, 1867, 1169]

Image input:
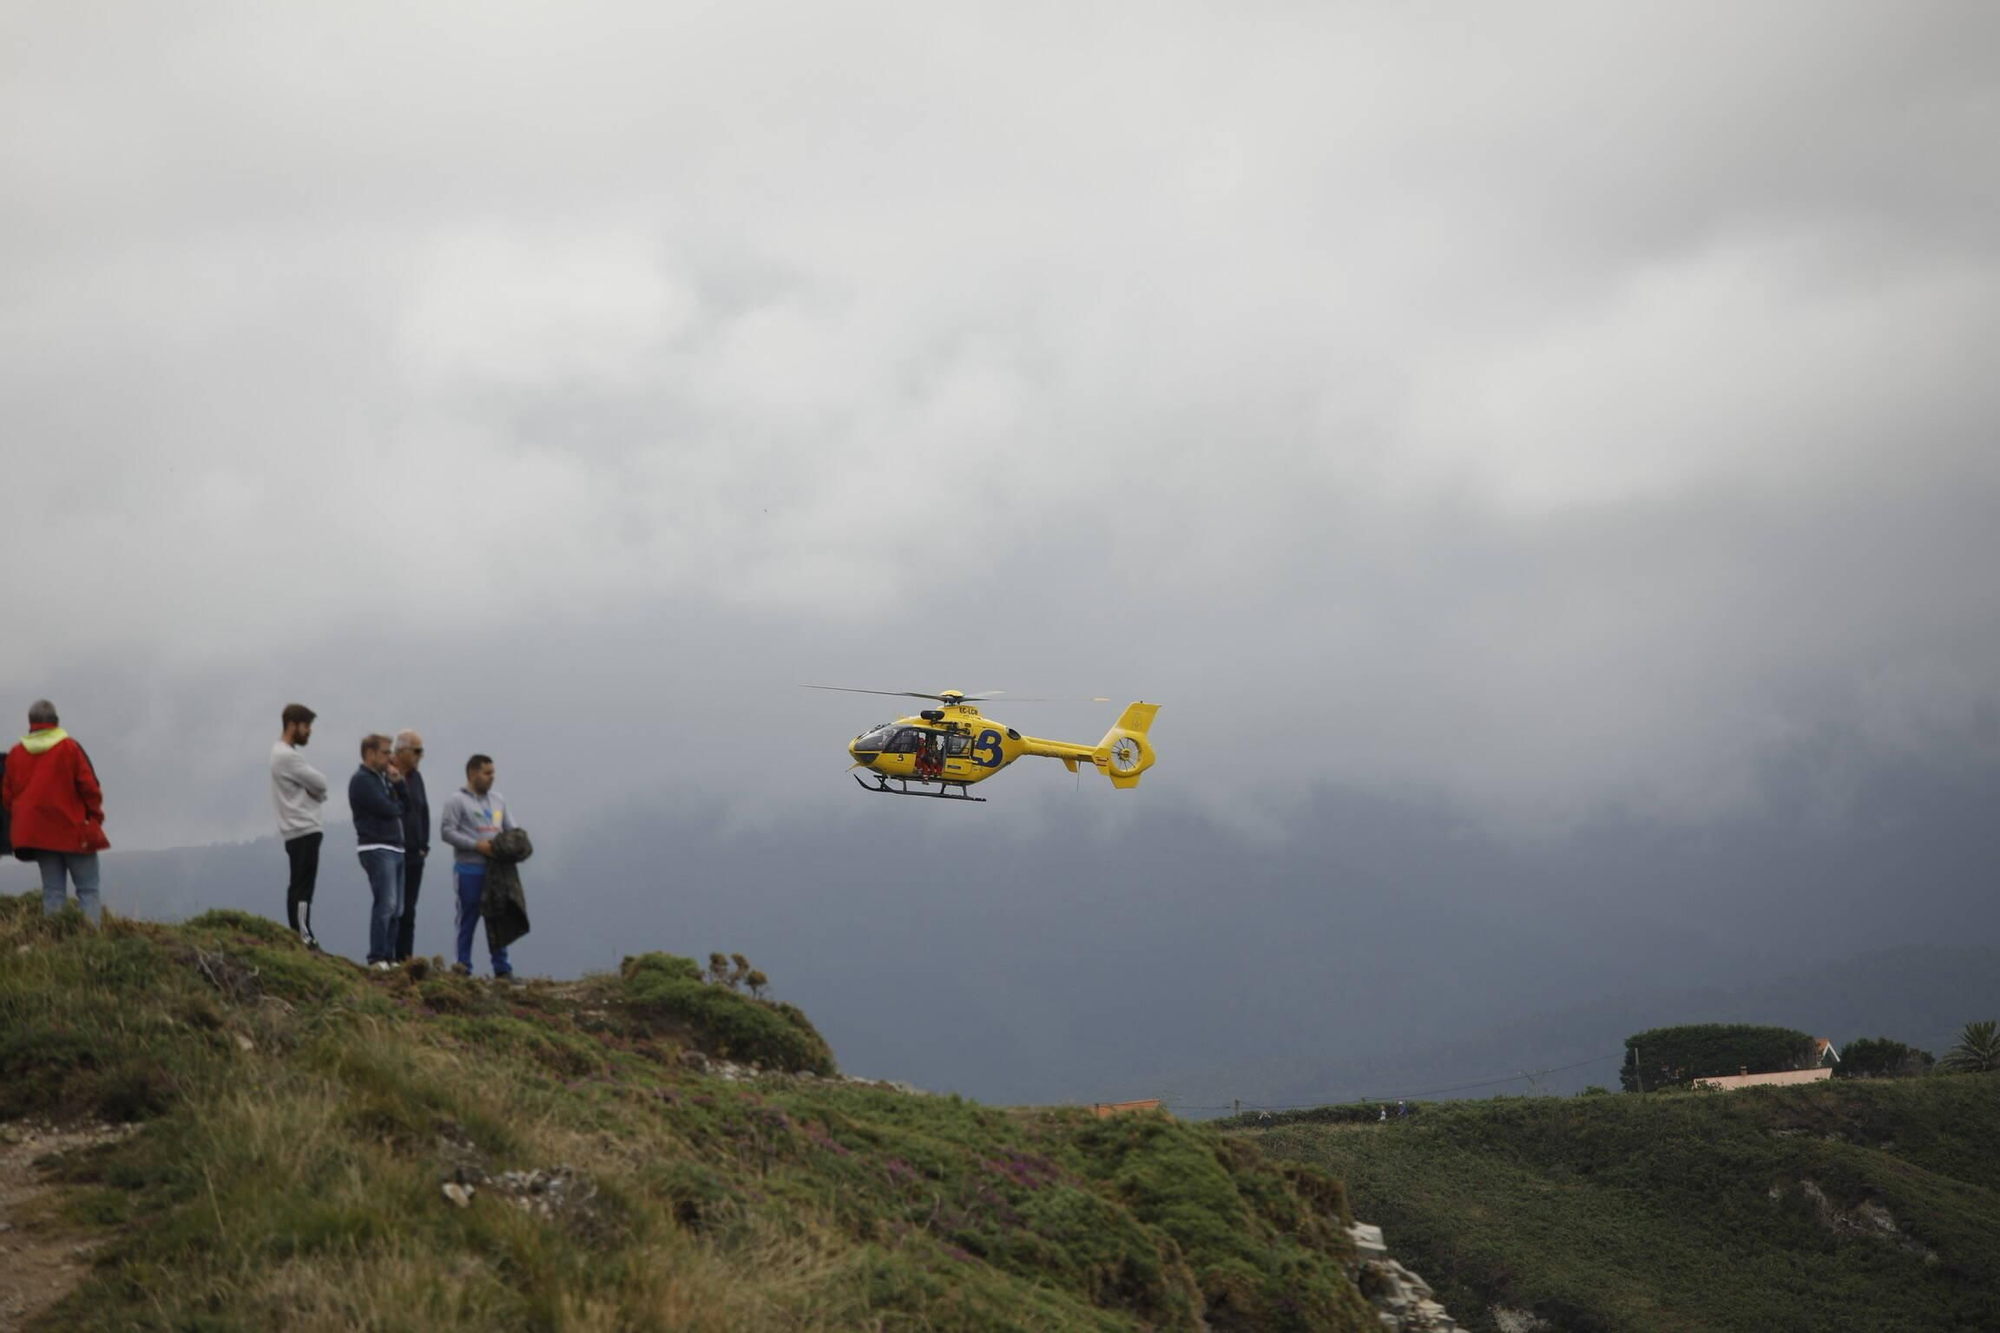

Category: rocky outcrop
[1792, 1179, 1938, 1263]
[1348, 1222, 1464, 1331]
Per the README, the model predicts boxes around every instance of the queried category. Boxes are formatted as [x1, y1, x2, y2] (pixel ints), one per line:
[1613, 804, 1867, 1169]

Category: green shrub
[618, 952, 836, 1074]
[1622, 1023, 1821, 1091]
[1836, 1036, 1935, 1079]
[624, 952, 702, 983]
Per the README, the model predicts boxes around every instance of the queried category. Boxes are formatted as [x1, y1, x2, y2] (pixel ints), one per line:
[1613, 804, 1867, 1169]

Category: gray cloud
[4, 1, 1999, 849]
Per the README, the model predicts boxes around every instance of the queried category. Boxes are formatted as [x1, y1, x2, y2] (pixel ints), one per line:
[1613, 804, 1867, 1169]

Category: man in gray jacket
[439, 753, 517, 979]
[270, 703, 330, 948]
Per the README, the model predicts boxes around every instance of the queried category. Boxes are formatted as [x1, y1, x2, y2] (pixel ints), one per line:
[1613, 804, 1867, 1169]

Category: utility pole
[1233, 1099, 1241, 1117]
[1633, 1046, 1644, 1095]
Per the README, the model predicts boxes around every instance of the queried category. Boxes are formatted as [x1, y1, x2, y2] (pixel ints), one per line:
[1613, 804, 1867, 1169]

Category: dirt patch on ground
[0, 1122, 132, 1332]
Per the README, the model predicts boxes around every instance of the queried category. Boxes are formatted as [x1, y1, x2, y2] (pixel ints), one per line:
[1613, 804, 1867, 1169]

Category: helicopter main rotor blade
[801, 685, 951, 701]
[803, 685, 1116, 705]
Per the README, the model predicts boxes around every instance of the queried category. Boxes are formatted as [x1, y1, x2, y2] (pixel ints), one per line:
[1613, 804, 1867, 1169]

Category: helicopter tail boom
[1016, 702, 1160, 788]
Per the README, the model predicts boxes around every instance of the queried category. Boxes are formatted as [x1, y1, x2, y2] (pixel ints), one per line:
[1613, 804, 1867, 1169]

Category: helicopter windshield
[855, 724, 895, 752]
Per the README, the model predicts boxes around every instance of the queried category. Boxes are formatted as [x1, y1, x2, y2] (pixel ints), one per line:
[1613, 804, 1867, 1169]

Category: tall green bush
[1835, 1036, 1934, 1079]
[1621, 1024, 1819, 1091]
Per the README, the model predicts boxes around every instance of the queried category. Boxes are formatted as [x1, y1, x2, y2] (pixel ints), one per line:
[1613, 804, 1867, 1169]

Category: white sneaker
[371, 961, 392, 972]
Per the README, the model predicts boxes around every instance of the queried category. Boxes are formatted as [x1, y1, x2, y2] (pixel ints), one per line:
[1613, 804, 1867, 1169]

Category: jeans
[358, 848, 405, 964]
[285, 831, 322, 944]
[394, 850, 426, 961]
[454, 864, 511, 976]
[38, 852, 102, 926]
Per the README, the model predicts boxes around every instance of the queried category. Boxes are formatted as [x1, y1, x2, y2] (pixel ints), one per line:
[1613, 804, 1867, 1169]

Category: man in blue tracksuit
[347, 733, 406, 969]
[438, 752, 517, 979]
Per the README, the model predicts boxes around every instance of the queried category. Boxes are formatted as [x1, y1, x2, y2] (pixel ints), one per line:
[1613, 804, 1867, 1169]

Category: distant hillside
[1242, 1079, 2000, 1332]
[0, 892, 1375, 1332]
[1165, 943, 2000, 1113]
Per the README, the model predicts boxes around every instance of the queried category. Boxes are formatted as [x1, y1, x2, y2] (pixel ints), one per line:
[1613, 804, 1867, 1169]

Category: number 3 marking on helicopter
[972, 729, 1004, 767]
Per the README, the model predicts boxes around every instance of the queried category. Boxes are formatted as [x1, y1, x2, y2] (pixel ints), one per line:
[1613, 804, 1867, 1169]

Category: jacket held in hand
[484, 826, 533, 951]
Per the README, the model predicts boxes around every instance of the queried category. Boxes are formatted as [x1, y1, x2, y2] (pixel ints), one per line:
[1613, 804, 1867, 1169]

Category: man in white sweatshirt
[270, 702, 330, 948]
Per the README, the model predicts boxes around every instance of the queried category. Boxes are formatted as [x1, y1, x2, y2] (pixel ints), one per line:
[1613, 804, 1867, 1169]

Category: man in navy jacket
[348, 733, 406, 969]
[390, 729, 430, 962]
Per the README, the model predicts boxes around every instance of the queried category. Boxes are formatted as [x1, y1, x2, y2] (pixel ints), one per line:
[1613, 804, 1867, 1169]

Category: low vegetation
[0, 894, 1373, 1332]
[1241, 1076, 2000, 1332]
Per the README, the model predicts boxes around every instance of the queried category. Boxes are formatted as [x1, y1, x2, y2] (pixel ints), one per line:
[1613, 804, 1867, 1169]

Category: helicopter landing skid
[853, 773, 986, 802]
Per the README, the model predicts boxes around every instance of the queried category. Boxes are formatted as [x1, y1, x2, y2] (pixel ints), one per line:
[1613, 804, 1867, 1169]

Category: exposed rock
[1491, 1306, 1553, 1332]
[1349, 1221, 1388, 1257]
[441, 1182, 474, 1208]
[1796, 1180, 1937, 1262]
[679, 1047, 923, 1094]
[485, 1165, 599, 1224]
[1351, 1222, 1462, 1331]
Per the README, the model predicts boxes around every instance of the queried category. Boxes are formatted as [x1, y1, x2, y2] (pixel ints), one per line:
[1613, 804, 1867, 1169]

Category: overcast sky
[5, 2, 1998, 850]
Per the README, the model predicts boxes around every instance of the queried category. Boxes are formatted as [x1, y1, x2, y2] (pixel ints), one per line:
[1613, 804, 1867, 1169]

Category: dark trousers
[394, 850, 426, 960]
[284, 832, 322, 944]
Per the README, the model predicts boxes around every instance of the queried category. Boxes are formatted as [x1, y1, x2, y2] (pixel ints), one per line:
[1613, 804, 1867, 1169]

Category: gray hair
[393, 729, 423, 752]
[27, 699, 58, 726]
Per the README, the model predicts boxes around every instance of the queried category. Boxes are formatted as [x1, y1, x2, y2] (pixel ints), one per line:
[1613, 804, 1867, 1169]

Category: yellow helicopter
[804, 687, 1160, 802]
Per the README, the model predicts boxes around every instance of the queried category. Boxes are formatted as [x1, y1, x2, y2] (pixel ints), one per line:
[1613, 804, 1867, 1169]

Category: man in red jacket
[2, 699, 110, 925]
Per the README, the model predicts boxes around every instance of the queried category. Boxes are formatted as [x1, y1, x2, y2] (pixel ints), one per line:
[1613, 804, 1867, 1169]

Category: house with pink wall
[1693, 1038, 1840, 1091]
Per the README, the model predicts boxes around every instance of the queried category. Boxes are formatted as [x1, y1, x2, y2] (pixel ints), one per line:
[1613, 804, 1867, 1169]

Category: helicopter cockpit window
[856, 724, 895, 752]
[883, 728, 929, 754]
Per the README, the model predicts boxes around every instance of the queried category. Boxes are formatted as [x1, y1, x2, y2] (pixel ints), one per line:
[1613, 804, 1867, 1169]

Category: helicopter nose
[849, 738, 880, 767]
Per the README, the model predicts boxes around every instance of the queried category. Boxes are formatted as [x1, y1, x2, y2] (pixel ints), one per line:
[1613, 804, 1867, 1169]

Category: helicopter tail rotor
[1096, 702, 1161, 790]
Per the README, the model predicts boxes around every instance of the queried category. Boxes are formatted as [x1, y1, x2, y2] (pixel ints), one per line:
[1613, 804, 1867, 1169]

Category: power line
[1364, 1052, 1625, 1101]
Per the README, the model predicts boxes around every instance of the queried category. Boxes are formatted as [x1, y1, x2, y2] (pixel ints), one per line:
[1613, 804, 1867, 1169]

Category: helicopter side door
[941, 728, 977, 780]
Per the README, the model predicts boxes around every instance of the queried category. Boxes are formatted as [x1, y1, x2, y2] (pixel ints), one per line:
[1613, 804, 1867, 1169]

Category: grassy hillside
[0, 894, 1374, 1332]
[1240, 1079, 2000, 1332]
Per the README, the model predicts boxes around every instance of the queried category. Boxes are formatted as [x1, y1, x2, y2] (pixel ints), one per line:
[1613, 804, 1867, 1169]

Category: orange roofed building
[1090, 1099, 1167, 1119]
